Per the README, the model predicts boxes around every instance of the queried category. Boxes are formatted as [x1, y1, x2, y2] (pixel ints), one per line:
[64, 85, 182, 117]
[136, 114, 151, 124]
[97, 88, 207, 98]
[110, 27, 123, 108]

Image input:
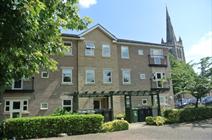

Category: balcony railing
[5, 77, 34, 93]
[150, 79, 170, 90]
[148, 55, 168, 67]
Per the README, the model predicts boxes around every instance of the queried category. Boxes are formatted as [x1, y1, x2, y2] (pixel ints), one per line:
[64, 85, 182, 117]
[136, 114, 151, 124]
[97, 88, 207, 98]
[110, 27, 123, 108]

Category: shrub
[145, 116, 155, 125]
[51, 108, 70, 116]
[0, 121, 3, 140]
[145, 116, 167, 126]
[102, 120, 129, 132]
[115, 114, 125, 120]
[3, 114, 103, 139]
[163, 107, 212, 123]
[163, 109, 181, 123]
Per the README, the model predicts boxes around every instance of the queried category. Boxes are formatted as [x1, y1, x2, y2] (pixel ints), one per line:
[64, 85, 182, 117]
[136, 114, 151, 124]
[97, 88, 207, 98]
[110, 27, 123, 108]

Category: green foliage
[2, 114, 103, 139]
[145, 116, 167, 126]
[163, 109, 181, 123]
[51, 107, 70, 116]
[102, 120, 129, 132]
[115, 113, 125, 120]
[0, 0, 91, 92]
[0, 121, 3, 140]
[163, 107, 212, 123]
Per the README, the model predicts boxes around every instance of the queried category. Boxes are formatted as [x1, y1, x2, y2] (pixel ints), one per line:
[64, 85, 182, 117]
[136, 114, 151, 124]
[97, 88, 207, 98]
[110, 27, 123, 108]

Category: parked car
[202, 96, 212, 106]
[175, 98, 190, 108]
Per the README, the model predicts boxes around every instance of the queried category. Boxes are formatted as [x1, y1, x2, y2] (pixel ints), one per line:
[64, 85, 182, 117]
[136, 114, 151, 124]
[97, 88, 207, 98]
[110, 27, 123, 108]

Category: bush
[145, 116, 167, 126]
[163, 107, 212, 123]
[102, 120, 129, 132]
[51, 108, 71, 116]
[0, 121, 3, 140]
[163, 109, 181, 123]
[115, 114, 125, 120]
[3, 114, 103, 139]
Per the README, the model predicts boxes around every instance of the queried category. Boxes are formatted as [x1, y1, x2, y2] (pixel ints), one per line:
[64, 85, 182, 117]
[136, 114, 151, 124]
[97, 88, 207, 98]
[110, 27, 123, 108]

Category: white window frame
[103, 69, 112, 84]
[142, 99, 148, 105]
[152, 72, 166, 88]
[122, 69, 131, 84]
[41, 71, 49, 78]
[62, 98, 73, 112]
[102, 44, 111, 57]
[64, 41, 73, 56]
[40, 102, 48, 110]
[12, 79, 23, 90]
[140, 74, 146, 80]
[121, 46, 129, 59]
[85, 69, 95, 84]
[85, 41, 95, 56]
[4, 99, 29, 113]
[61, 67, 73, 85]
[138, 49, 144, 55]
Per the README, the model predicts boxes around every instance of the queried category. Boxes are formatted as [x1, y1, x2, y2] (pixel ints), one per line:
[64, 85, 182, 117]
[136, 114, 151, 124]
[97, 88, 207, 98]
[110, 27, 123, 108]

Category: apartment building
[0, 9, 184, 120]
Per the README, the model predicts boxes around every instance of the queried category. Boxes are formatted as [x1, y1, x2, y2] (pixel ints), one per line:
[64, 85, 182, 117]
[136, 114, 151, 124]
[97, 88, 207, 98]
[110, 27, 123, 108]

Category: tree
[188, 75, 211, 107]
[0, 0, 91, 93]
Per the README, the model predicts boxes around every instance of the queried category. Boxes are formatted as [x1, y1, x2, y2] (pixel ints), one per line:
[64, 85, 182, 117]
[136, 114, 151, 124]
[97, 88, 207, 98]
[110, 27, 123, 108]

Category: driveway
[37, 119, 212, 140]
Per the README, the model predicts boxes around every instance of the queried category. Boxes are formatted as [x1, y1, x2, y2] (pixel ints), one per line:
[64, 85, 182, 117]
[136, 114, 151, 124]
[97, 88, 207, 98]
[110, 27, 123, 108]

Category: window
[85, 42, 95, 56]
[62, 68, 72, 84]
[150, 48, 164, 64]
[102, 44, 111, 57]
[142, 99, 148, 105]
[4, 100, 28, 112]
[103, 69, 112, 84]
[140, 74, 146, 80]
[12, 79, 23, 90]
[62, 99, 72, 112]
[40, 102, 48, 110]
[122, 69, 131, 84]
[152, 72, 165, 88]
[138, 49, 144, 55]
[64, 41, 72, 55]
[121, 46, 129, 59]
[41, 71, 49, 78]
[86, 69, 95, 84]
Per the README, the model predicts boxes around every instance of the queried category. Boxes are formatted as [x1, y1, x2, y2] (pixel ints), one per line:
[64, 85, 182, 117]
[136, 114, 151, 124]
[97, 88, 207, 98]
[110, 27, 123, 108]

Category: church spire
[166, 7, 177, 44]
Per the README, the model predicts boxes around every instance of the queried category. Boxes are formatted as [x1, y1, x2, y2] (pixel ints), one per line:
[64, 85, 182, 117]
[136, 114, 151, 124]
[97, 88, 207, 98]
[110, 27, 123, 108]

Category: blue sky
[65, 0, 212, 63]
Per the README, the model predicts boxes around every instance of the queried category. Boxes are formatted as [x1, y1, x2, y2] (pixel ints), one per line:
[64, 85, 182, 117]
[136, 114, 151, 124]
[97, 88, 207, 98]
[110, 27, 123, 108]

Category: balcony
[150, 79, 170, 91]
[148, 55, 168, 67]
[5, 77, 34, 93]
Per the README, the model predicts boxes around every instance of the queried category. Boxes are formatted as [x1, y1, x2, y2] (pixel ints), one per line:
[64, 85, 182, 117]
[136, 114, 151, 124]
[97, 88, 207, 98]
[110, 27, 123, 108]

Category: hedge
[3, 114, 103, 139]
[164, 107, 212, 123]
[145, 116, 167, 126]
[102, 120, 129, 132]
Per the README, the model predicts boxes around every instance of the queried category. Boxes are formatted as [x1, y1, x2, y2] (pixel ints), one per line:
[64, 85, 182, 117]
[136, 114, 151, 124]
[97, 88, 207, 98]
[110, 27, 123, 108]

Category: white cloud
[186, 32, 212, 63]
[79, 0, 97, 8]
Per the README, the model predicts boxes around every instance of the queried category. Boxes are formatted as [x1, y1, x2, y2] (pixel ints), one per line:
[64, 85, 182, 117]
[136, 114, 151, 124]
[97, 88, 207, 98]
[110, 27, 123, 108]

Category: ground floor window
[4, 99, 28, 118]
[62, 99, 72, 112]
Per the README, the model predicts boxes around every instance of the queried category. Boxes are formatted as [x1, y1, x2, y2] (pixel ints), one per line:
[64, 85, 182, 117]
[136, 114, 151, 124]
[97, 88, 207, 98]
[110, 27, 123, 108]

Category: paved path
[37, 119, 212, 140]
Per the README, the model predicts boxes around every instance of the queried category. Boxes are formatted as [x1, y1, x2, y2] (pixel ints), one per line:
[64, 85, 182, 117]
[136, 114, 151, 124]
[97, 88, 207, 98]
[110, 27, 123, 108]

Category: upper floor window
[40, 102, 48, 110]
[102, 44, 111, 57]
[86, 69, 95, 84]
[64, 41, 72, 55]
[121, 46, 129, 59]
[150, 48, 164, 64]
[152, 72, 165, 88]
[138, 49, 144, 55]
[85, 42, 95, 56]
[103, 69, 112, 84]
[41, 71, 49, 78]
[12, 79, 23, 90]
[62, 68, 72, 84]
[122, 69, 131, 84]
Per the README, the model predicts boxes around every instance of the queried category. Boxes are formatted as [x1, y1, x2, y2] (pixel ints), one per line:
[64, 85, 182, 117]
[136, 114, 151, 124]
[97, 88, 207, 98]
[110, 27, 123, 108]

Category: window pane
[14, 80, 22, 88]
[13, 102, 20, 110]
[6, 106, 10, 111]
[121, 47, 129, 58]
[23, 106, 27, 111]
[62, 69, 72, 83]
[86, 70, 94, 83]
[123, 70, 130, 83]
[103, 70, 112, 83]
[63, 107, 71, 112]
[23, 101, 27, 105]
[102, 45, 110, 57]
[42, 72, 48, 78]
[6, 101, 10, 105]
[63, 100, 71, 105]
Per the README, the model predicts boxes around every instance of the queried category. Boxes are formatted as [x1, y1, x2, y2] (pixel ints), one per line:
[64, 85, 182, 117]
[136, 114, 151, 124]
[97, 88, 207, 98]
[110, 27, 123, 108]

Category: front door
[10, 101, 22, 118]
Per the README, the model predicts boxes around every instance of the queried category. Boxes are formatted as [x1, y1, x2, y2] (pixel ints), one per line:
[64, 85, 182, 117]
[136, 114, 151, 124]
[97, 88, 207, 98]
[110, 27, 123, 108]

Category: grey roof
[62, 33, 80, 38]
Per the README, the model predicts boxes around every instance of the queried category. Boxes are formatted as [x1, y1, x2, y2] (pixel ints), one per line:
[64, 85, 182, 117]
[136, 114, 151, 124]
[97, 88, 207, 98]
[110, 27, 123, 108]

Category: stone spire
[166, 7, 177, 44]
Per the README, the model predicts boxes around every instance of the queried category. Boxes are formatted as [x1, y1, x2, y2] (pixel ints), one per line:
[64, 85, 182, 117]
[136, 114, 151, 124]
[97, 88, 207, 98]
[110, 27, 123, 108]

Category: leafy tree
[0, 0, 91, 93]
